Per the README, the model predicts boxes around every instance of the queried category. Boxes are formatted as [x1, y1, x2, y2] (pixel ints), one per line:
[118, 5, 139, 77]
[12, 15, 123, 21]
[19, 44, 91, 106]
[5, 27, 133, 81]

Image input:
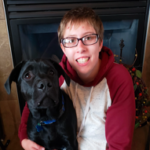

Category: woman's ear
[99, 40, 103, 52]
[60, 43, 66, 55]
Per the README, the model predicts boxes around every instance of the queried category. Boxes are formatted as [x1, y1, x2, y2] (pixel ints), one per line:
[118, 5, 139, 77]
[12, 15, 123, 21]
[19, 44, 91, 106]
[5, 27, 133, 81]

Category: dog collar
[36, 94, 65, 132]
[36, 119, 56, 132]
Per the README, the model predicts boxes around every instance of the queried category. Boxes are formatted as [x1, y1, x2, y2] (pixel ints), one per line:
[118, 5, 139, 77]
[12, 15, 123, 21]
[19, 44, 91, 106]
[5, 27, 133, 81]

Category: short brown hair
[57, 7, 104, 44]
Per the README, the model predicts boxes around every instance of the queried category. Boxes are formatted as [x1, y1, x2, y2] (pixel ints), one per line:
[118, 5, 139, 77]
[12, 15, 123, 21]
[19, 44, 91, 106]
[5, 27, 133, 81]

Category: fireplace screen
[18, 19, 138, 65]
[103, 19, 139, 65]
[19, 23, 63, 60]
[4, 0, 149, 113]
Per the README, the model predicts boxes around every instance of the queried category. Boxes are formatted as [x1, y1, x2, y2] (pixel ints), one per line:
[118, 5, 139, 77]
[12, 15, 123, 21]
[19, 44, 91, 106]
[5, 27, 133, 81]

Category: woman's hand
[21, 139, 45, 150]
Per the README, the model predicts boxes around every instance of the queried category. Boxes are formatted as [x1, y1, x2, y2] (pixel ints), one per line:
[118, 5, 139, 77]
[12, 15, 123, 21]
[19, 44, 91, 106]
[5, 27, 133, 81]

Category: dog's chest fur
[27, 91, 77, 150]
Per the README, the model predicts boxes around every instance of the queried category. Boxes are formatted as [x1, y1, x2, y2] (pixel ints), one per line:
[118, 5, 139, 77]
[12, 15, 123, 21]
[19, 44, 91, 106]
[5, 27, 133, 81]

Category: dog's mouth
[32, 93, 58, 109]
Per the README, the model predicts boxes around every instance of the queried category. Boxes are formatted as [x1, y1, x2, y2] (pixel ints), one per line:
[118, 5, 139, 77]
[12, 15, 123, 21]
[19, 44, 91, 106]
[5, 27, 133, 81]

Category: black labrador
[4, 59, 78, 150]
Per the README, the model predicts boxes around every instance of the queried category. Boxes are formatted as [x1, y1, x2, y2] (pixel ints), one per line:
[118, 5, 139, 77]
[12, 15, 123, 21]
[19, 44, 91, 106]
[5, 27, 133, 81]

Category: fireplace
[3, 0, 150, 113]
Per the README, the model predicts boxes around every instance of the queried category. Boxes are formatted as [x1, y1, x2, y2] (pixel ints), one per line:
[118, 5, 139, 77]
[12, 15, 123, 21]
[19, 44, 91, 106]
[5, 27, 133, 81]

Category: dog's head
[4, 59, 70, 109]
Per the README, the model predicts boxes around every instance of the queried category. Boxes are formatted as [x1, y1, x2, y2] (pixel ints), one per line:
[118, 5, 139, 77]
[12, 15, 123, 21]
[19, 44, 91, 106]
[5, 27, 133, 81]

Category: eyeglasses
[61, 34, 99, 48]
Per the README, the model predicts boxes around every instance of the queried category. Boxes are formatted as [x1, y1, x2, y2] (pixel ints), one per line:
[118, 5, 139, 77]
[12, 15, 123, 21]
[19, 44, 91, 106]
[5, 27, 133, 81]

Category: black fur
[4, 59, 78, 150]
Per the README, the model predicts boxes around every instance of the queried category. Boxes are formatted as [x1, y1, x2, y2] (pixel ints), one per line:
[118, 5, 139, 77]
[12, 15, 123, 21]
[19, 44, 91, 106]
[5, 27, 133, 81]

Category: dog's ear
[50, 55, 60, 64]
[4, 61, 26, 94]
[47, 59, 70, 86]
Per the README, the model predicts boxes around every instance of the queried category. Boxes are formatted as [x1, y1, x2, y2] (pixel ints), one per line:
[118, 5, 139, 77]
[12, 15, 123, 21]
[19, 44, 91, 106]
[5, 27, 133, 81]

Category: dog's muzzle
[36, 79, 52, 91]
[33, 79, 57, 108]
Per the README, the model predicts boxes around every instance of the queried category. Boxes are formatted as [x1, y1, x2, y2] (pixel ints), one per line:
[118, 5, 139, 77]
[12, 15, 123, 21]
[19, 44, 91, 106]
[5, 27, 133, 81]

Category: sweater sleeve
[18, 102, 30, 142]
[106, 64, 135, 150]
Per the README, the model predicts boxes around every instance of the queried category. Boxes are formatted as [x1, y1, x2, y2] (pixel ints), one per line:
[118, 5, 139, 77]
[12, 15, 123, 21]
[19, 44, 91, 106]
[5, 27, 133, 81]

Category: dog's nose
[37, 80, 52, 91]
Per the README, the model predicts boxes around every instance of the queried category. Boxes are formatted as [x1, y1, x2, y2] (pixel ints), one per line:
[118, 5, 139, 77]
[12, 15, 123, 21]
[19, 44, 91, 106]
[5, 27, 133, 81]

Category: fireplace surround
[3, 0, 150, 113]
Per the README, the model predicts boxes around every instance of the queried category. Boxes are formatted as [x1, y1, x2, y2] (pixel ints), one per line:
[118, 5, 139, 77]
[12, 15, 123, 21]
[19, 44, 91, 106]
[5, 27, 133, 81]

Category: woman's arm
[106, 65, 135, 150]
[18, 103, 29, 141]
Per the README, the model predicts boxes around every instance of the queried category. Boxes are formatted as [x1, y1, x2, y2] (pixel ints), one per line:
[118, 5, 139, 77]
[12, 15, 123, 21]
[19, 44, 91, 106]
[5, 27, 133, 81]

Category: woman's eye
[64, 38, 75, 43]
[24, 72, 32, 80]
[83, 36, 91, 41]
[86, 36, 91, 40]
[69, 39, 75, 43]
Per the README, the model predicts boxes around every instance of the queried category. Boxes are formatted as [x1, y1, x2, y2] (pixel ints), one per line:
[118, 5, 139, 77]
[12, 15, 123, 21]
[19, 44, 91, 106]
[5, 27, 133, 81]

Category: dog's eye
[24, 72, 32, 80]
[48, 70, 54, 76]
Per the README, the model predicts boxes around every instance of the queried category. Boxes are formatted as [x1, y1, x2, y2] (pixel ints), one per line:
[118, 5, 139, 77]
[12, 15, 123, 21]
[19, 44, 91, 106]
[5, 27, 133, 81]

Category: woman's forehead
[62, 21, 95, 37]
[66, 20, 91, 29]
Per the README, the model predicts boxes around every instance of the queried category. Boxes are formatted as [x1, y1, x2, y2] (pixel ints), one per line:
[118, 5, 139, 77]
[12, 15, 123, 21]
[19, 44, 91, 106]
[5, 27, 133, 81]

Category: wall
[142, 9, 150, 94]
[0, 0, 22, 149]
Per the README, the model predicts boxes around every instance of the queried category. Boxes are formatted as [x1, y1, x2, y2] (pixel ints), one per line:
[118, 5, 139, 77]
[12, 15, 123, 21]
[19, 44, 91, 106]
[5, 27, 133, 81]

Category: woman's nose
[77, 40, 86, 53]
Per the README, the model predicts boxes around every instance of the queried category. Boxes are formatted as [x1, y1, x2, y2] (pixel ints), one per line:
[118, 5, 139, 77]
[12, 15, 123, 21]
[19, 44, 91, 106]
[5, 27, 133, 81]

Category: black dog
[4, 59, 78, 150]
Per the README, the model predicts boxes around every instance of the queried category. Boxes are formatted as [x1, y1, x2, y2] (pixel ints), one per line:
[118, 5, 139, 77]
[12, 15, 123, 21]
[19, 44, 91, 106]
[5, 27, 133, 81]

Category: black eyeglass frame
[61, 34, 99, 48]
